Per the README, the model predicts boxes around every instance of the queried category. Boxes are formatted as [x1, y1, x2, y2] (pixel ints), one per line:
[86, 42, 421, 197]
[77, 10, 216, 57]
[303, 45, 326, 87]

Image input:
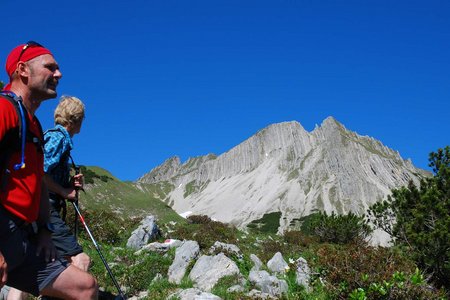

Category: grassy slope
[78, 166, 184, 224]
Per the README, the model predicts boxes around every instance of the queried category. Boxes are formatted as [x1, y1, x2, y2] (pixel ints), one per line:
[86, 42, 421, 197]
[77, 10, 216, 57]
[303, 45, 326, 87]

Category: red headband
[5, 43, 53, 78]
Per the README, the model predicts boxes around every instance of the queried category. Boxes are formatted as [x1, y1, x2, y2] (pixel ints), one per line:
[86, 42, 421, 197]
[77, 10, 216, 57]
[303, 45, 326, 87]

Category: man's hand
[64, 188, 78, 201]
[64, 173, 84, 201]
[36, 229, 57, 262]
[72, 173, 84, 190]
[0, 251, 7, 288]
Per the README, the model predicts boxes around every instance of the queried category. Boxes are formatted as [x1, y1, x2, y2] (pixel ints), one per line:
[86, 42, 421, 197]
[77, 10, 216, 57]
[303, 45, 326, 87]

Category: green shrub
[258, 238, 285, 262]
[196, 221, 238, 249]
[314, 244, 446, 299]
[247, 211, 282, 234]
[368, 146, 450, 290]
[170, 219, 238, 249]
[283, 230, 318, 247]
[302, 211, 372, 244]
[242, 230, 311, 263]
[298, 212, 323, 235]
[80, 165, 112, 184]
[349, 268, 447, 300]
[67, 207, 141, 246]
[169, 222, 200, 240]
[187, 214, 212, 224]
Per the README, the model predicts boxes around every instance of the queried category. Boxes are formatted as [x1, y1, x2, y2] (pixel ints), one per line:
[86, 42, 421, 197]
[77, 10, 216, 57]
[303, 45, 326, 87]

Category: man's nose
[54, 69, 62, 79]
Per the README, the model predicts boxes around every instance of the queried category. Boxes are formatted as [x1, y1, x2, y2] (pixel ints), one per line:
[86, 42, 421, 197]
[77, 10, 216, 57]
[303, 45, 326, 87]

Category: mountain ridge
[137, 117, 429, 233]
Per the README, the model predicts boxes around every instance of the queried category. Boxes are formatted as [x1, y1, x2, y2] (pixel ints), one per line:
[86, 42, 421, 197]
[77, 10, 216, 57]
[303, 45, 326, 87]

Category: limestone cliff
[137, 117, 428, 232]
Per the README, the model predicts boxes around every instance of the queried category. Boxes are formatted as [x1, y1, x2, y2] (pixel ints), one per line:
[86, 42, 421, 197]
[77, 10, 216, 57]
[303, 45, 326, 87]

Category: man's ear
[17, 61, 31, 77]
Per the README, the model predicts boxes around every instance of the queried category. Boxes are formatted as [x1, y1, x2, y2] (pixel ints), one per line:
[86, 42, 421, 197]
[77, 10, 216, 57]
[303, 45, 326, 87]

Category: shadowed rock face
[137, 117, 429, 232]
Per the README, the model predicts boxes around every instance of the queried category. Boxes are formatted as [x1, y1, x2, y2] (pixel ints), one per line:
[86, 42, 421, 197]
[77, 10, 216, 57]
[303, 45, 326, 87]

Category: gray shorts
[0, 285, 10, 300]
[0, 206, 68, 296]
[49, 200, 83, 257]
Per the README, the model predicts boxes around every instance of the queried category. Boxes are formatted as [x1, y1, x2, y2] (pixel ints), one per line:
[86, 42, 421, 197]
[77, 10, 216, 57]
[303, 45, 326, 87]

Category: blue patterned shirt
[44, 124, 73, 189]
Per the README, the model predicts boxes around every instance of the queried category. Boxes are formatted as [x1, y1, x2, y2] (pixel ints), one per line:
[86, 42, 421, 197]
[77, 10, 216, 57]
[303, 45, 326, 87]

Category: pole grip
[73, 165, 80, 238]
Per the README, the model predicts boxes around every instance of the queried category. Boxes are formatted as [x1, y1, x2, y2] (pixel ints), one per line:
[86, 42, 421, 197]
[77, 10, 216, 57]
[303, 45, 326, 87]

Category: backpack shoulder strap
[29, 116, 44, 154]
[34, 116, 44, 137]
[0, 93, 24, 152]
[0, 93, 24, 192]
[0, 91, 43, 164]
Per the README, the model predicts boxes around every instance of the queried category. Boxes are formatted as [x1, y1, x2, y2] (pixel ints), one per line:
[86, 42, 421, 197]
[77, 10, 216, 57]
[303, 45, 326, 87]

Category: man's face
[73, 120, 83, 136]
[67, 120, 83, 137]
[26, 54, 62, 101]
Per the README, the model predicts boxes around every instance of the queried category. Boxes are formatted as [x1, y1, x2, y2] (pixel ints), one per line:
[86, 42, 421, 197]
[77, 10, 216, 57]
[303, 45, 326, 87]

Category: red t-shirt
[0, 98, 44, 222]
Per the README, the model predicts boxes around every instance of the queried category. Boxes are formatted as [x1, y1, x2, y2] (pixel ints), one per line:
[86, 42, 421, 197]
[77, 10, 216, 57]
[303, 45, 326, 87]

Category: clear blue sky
[2, 1, 449, 181]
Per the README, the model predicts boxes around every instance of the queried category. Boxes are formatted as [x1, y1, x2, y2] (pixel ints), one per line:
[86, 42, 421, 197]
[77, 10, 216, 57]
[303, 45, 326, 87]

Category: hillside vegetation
[77, 166, 183, 224]
[68, 147, 449, 299]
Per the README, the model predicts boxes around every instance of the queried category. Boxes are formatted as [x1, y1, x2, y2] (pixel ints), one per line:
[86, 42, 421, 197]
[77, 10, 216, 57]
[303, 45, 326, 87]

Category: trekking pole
[70, 155, 80, 240]
[70, 159, 127, 300]
[71, 201, 127, 300]
[74, 187, 79, 240]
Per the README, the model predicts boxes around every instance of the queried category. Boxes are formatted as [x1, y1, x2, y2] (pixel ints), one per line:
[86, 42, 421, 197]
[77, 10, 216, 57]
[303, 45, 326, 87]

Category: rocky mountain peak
[321, 115, 340, 127]
[138, 156, 181, 183]
[137, 117, 428, 236]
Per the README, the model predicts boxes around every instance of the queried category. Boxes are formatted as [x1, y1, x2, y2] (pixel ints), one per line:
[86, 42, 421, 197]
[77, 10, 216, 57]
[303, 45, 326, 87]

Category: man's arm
[43, 173, 83, 201]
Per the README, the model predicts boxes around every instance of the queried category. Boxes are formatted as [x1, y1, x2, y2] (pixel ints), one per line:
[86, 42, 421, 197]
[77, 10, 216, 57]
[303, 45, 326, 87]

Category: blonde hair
[54, 96, 85, 126]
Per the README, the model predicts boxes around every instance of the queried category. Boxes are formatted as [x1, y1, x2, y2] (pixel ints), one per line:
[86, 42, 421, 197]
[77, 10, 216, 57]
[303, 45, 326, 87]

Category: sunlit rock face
[138, 117, 428, 236]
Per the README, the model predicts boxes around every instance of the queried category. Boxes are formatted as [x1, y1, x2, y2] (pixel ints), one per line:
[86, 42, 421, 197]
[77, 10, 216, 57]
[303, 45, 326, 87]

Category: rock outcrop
[126, 226, 313, 299]
[168, 240, 200, 284]
[189, 253, 240, 291]
[126, 215, 161, 250]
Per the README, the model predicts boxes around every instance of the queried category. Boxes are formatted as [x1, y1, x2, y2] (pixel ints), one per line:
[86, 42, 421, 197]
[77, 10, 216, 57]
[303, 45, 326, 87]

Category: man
[7, 96, 91, 300]
[0, 42, 98, 299]
[44, 96, 90, 271]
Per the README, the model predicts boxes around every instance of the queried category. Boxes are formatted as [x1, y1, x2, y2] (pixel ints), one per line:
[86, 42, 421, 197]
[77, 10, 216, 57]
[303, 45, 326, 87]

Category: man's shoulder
[44, 125, 71, 143]
[44, 126, 70, 150]
[46, 125, 68, 133]
[0, 96, 19, 128]
[0, 95, 16, 110]
[0, 96, 19, 148]
[44, 126, 66, 139]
